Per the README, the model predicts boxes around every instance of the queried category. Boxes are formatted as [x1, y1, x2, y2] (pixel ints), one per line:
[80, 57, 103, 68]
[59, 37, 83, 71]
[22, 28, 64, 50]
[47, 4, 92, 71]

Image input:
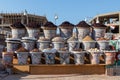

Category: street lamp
[54, 14, 59, 35]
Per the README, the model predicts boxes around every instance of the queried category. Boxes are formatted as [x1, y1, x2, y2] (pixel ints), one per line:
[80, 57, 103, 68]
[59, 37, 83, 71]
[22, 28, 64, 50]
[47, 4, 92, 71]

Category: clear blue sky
[0, 0, 120, 25]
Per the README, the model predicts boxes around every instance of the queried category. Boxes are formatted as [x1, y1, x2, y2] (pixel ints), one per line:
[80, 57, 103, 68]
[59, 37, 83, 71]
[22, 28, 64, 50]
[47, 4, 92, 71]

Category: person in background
[109, 35, 120, 65]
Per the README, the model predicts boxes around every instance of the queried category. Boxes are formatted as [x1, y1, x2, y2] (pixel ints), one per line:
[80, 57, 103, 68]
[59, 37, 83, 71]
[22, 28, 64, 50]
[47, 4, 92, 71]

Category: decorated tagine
[30, 48, 42, 64]
[92, 23, 107, 40]
[15, 47, 29, 65]
[76, 21, 91, 41]
[26, 22, 41, 39]
[52, 36, 65, 50]
[10, 22, 26, 39]
[59, 21, 74, 40]
[37, 37, 50, 51]
[42, 21, 57, 40]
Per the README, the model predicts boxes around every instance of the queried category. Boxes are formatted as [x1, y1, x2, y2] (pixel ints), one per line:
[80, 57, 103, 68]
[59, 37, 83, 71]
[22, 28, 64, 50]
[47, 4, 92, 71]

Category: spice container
[21, 37, 36, 51]
[37, 37, 50, 51]
[67, 36, 80, 52]
[42, 22, 57, 40]
[92, 23, 107, 40]
[10, 22, 26, 39]
[97, 37, 109, 50]
[43, 48, 57, 64]
[82, 35, 96, 50]
[71, 49, 85, 65]
[6, 38, 21, 52]
[15, 47, 29, 64]
[76, 21, 91, 41]
[52, 36, 65, 50]
[59, 21, 74, 40]
[26, 22, 41, 39]
[58, 48, 70, 65]
[30, 48, 42, 64]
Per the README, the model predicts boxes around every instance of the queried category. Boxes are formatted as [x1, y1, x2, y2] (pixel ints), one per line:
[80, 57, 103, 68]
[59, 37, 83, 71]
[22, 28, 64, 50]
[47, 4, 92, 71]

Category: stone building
[0, 11, 47, 35]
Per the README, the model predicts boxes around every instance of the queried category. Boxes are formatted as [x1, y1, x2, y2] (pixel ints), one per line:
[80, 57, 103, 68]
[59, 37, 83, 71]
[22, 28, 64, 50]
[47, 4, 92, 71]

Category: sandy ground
[1, 74, 120, 80]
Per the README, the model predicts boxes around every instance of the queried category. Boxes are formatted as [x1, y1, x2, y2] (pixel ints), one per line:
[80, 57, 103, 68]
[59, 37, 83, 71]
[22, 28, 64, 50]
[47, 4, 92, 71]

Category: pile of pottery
[2, 20, 115, 65]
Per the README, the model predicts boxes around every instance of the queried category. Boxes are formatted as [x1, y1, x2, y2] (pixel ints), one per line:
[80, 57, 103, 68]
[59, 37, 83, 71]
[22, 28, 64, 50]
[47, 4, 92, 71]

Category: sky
[0, 0, 120, 25]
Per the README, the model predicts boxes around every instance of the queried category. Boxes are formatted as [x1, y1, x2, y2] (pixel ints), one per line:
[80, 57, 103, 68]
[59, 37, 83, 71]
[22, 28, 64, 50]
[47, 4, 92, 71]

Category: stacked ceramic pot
[15, 47, 29, 64]
[42, 22, 57, 40]
[21, 37, 36, 51]
[43, 48, 57, 64]
[92, 23, 107, 40]
[58, 49, 70, 65]
[52, 36, 65, 50]
[67, 36, 80, 52]
[76, 21, 91, 41]
[10, 22, 26, 39]
[97, 37, 109, 50]
[82, 35, 96, 50]
[6, 38, 21, 52]
[59, 21, 74, 40]
[30, 48, 42, 64]
[26, 22, 41, 39]
[37, 37, 50, 51]
[71, 49, 85, 65]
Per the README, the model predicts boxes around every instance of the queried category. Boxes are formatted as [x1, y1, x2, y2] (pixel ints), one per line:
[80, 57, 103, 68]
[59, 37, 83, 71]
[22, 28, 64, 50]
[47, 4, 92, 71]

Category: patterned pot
[93, 27, 106, 40]
[43, 29, 57, 40]
[26, 28, 40, 39]
[67, 41, 80, 52]
[0, 45, 5, 57]
[11, 28, 26, 39]
[77, 27, 90, 41]
[37, 41, 50, 51]
[82, 41, 96, 50]
[6, 39, 21, 52]
[30, 52, 42, 64]
[58, 51, 70, 64]
[105, 52, 116, 65]
[97, 41, 109, 50]
[16, 52, 29, 65]
[21, 38, 36, 51]
[52, 42, 65, 50]
[60, 28, 73, 39]
[72, 51, 85, 65]
[90, 52, 100, 64]
[2, 52, 13, 65]
[44, 52, 55, 64]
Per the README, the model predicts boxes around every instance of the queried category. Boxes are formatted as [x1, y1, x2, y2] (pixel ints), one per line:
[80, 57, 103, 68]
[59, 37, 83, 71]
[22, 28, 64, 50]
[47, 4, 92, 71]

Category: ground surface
[1, 74, 120, 80]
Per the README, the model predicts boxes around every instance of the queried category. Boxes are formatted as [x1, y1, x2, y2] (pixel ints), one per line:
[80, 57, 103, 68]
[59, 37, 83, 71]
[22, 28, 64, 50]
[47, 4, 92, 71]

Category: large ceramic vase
[82, 41, 96, 50]
[2, 52, 13, 65]
[6, 38, 21, 52]
[105, 52, 116, 65]
[97, 41, 109, 50]
[16, 52, 29, 65]
[37, 38, 50, 51]
[59, 21, 74, 39]
[72, 51, 85, 65]
[42, 22, 57, 40]
[76, 21, 91, 41]
[21, 37, 36, 51]
[58, 51, 70, 64]
[90, 52, 100, 64]
[92, 23, 106, 40]
[30, 52, 42, 64]
[52, 36, 65, 50]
